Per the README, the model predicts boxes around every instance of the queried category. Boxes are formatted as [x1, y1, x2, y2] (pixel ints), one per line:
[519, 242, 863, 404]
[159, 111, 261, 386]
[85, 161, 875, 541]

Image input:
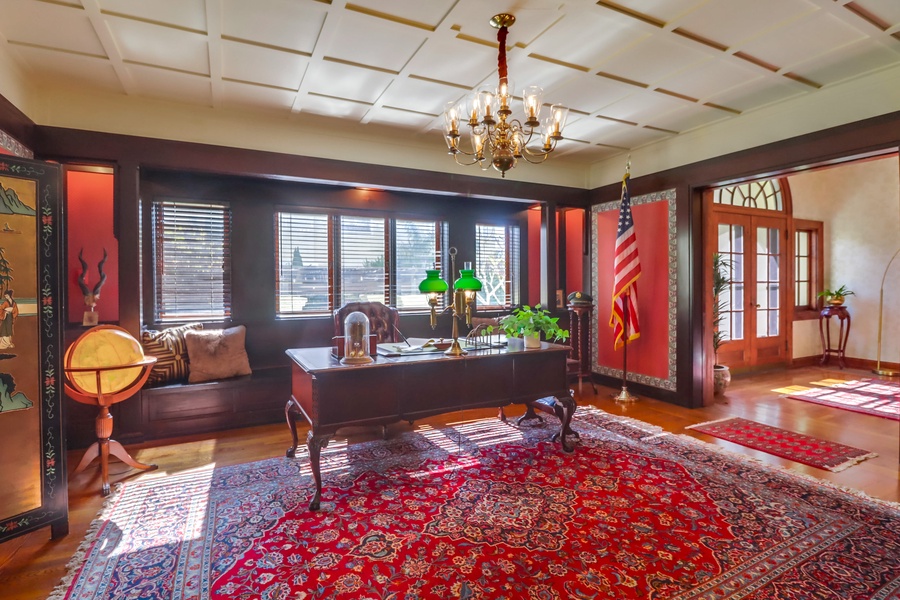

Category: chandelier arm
[519, 152, 550, 165]
[452, 153, 483, 167]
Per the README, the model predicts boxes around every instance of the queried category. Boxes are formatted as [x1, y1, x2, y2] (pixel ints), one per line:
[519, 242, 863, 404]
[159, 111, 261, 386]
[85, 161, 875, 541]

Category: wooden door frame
[705, 194, 790, 373]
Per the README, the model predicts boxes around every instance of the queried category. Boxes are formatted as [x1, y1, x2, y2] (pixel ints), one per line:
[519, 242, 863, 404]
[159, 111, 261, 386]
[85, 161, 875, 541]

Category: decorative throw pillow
[141, 323, 204, 386]
[184, 325, 252, 384]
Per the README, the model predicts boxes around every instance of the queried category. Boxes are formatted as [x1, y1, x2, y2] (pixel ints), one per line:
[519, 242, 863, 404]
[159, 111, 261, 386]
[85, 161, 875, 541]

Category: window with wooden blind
[339, 215, 387, 306]
[475, 223, 520, 309]
[275, 212, 331, 315]
[153, 200, 232, 322]
[393, 219, 442, 309]
[275, 210, 444, 316]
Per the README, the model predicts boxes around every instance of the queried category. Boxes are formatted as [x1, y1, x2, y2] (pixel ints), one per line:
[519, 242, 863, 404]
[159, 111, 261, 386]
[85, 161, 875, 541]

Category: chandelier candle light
[419, 247, 482, 356]
[442, 14, 568, 177]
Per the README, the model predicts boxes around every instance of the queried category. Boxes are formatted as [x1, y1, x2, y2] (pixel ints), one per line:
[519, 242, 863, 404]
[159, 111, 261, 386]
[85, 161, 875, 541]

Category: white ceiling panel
[790, 39, 900, 86]
[851, 0, 900, 27]
[303, 61, 394, 105]
[297, 94, 373, 121]
[97, 0, 208, 32]
[656, 57, 765, 101]
[707, 77, 807, 113]
[405, 36, 497, 89]
[124, 64, 212, 106]
[675, 0, 819, 49]
[107, 17, 210, 75]
[220, 0, 326, 53]
[348, 0, 456, 28]
[366, 106, 437, 129]
[598, 35, 713, 86]
[599, 90, 687, 124]
[648, 103, 731, 133]
[219, 80, 298, 112]
[11, 46, 123, 93]
[546, 73, 637, 115]
[1, 0, 898, 169]
[379, 77, 465, 116]
[527, 10, 649, 70]
[221, 41, 309, 91]
[609, 0, 707, 24]
[324, 12, 427, 72]
[740, 12, 870, 71]
[3, 0, 105, 55]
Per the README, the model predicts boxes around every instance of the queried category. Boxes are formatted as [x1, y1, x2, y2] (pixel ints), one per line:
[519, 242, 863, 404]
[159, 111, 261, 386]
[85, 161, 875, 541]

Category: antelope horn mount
[78, 248, 108, 306]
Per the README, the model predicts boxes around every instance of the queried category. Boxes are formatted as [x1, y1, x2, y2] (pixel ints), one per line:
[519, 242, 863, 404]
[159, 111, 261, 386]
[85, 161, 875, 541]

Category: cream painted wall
[789, 155, 900, 365]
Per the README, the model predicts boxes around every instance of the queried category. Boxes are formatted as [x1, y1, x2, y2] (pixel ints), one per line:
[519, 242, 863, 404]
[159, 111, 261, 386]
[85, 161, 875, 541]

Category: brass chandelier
[442, 14, 569, 178]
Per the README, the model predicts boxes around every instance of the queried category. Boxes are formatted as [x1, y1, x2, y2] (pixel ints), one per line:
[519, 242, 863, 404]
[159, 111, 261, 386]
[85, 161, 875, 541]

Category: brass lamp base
[872, 367, 900, 377]
[613, 387, 638, 403]
[445, 338, 467, 356]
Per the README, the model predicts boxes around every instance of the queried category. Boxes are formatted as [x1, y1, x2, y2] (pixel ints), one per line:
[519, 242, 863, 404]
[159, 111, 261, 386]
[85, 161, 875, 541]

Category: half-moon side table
[64, 357, 158, 496]
[818, 305, 850, 369]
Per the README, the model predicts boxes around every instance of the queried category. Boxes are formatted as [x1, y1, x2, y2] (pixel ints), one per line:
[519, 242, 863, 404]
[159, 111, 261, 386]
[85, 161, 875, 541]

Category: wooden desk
[285, 343, 576, 510]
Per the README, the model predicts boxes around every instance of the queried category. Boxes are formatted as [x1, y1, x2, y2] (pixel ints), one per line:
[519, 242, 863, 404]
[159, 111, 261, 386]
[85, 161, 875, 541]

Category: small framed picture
[82, 311, 99, 327]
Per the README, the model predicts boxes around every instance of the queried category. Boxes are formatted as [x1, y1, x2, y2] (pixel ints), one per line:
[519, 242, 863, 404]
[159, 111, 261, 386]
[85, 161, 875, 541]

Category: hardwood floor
[1, 365, 897, 599]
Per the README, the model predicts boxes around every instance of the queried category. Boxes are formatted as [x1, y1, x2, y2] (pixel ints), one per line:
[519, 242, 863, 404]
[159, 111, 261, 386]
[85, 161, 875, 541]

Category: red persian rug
[786, 379, 900, 421]
[51, 408, 900, 599]
[686, 416, 877, 472]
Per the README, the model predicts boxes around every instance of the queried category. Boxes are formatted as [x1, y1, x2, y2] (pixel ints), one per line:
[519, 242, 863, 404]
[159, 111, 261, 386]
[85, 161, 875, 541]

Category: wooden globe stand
[64, 336, 158, 496]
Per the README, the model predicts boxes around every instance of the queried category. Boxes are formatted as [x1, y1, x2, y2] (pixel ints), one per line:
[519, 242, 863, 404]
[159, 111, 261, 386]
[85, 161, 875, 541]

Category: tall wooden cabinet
[0, 155, 67, 542]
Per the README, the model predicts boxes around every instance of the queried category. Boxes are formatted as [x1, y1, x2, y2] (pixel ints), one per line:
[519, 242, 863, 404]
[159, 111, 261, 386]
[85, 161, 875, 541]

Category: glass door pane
[756, 226, 780, 338]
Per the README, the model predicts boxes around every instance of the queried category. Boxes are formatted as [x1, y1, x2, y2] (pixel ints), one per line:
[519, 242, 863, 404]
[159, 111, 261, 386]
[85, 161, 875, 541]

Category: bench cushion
[185, 325, 252, 383]
[141, 322, 203, 386]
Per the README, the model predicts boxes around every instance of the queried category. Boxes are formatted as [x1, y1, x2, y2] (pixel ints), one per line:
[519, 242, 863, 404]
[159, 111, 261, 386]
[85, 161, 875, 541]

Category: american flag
[609, 172, 641, 348]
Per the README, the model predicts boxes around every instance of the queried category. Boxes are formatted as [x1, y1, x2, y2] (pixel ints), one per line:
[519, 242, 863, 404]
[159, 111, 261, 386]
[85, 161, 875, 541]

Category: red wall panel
[594, 200, 669, 380]
[565, 209, 584, 295]
[66, 170, 118, 324]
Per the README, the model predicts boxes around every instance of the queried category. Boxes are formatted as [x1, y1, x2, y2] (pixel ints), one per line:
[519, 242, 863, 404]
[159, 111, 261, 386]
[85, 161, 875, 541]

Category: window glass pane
[395, 219, 438, 309]
[475, 224, 520, 308]
[153, 200, 231, 322]
[340, 216, 386, 305]
[276, 212, 330, 315]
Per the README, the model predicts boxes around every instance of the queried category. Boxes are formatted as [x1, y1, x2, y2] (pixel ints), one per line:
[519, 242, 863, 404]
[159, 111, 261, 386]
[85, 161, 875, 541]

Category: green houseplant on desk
[500, 305, 569, 349]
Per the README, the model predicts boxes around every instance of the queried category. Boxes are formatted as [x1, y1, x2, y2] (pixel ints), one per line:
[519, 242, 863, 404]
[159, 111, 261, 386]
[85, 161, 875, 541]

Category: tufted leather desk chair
[333, 301, 400, 343]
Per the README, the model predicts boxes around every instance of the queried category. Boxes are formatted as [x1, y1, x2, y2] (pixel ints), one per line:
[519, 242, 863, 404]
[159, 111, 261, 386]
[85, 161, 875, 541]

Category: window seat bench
[136, 365, 291, 441]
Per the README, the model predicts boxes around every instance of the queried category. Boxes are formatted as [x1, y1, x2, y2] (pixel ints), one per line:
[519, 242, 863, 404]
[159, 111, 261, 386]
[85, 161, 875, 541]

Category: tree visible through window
[475, 223, 520, 309]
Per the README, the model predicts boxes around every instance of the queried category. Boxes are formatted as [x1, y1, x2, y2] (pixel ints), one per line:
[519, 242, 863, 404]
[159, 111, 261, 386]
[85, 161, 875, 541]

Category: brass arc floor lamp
[873, 246, 900, 377]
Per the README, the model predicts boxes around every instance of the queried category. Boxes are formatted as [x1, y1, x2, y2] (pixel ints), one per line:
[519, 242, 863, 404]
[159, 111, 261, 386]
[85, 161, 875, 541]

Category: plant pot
[524, 333, 541, 349]
[507, 336, 524, 350]
[828, 296, 844, 306]
[713, 364, 731, 395]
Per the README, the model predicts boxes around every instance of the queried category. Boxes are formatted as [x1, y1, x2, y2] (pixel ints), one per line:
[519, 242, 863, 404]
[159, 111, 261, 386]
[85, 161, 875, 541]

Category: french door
[714, 213, 788, 370]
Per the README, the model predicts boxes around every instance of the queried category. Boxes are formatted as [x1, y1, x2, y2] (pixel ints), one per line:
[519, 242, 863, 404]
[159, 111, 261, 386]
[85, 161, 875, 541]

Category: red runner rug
[51, 408, 899, 599]
[786, 379, 900, 420]
[686, 416, 877, 472]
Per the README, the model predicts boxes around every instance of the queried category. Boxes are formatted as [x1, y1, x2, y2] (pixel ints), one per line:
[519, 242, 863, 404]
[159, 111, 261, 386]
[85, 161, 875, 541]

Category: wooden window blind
[153, 200, 232, 322]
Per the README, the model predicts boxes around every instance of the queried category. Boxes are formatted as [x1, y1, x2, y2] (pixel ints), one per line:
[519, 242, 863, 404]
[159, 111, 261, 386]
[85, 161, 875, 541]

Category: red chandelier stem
[497, 26, 508, 81]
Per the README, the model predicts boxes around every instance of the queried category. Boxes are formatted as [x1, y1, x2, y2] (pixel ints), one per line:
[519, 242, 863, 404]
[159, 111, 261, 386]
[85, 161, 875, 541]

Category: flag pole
[613, 288, 638, 403]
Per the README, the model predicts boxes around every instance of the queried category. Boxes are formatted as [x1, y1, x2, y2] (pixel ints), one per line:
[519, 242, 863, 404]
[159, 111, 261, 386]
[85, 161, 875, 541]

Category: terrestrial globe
[64, 326, 146, 396]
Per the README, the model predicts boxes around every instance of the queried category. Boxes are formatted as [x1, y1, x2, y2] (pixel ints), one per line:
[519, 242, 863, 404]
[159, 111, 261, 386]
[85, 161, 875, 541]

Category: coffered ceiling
[1, 0, 899, 185]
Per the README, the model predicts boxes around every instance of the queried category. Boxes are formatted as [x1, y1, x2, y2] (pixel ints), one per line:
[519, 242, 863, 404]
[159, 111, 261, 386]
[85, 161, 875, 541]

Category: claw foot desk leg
[516, 404, 544, 426]
[307, 431, 331, 511]
[285, 398, 300, 458]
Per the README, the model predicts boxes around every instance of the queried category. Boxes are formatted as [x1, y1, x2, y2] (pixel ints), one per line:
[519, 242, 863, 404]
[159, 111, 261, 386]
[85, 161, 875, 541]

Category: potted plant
[499, 304, 569, 349]
[712, 253, 731, 395]
[817, 285, 854, 306]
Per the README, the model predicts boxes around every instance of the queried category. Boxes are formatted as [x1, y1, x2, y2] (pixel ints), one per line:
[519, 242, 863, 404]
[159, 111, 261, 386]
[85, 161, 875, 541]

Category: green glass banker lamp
[418, 247, 482, 356]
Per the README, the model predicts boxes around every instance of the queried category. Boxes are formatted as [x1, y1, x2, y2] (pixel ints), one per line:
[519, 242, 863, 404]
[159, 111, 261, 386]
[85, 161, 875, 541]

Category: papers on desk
[377, 339, 447, 356]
